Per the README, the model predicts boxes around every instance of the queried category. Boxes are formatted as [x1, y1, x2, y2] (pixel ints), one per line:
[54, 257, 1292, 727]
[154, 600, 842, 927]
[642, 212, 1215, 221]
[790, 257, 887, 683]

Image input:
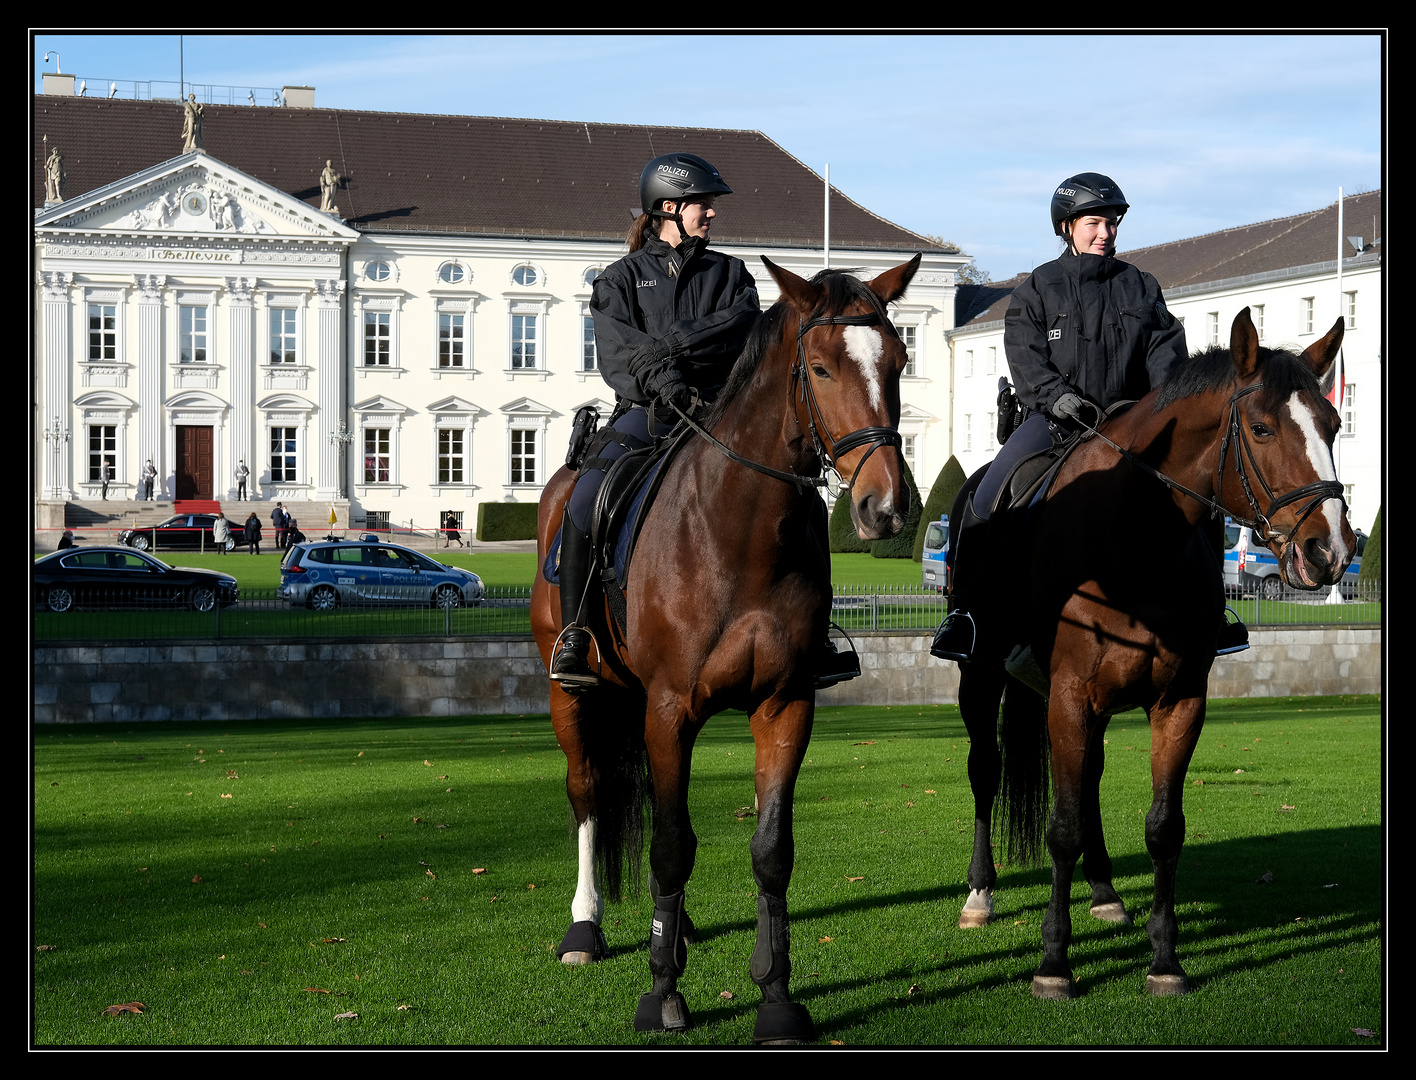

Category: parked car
[921, 515, 949, 592]
[34, 546, 239, 612]
[278, 539, 485, 610]
[1222, 519, 1362, 601]
[119, 513, 246, 553]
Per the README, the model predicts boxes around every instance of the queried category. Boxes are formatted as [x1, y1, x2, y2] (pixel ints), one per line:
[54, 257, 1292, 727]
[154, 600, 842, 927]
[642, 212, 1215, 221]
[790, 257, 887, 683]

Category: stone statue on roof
[319, 160, 343, 213]
[45, 144, 66, 203]
[182, 94, 205, 153]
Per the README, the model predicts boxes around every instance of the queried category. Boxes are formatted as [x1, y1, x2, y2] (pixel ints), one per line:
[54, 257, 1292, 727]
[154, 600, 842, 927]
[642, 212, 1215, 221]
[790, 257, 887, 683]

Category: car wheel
[131, 534, 151, 551]
[433, 584, 463, 609]
[46, 587, 74, 613]
[190, 586, 218, 612]
[308, 585, 339, 612]
[1259, 575, 1283, 602]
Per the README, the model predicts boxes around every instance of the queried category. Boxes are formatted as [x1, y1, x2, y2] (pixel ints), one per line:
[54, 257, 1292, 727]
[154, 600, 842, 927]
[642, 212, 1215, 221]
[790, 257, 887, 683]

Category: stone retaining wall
[33, 627, 1380, 724]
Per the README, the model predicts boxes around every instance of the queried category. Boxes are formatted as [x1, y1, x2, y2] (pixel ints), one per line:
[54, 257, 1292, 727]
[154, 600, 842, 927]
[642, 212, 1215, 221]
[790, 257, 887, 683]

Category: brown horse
[532, 256, 919, 1042]
[951, 308, 1353, 998]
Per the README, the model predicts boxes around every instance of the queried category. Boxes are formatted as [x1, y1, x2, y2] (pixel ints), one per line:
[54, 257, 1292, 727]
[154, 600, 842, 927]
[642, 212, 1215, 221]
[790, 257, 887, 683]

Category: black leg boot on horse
[931, 492, 988, 662]
[551, 523, 602, 691]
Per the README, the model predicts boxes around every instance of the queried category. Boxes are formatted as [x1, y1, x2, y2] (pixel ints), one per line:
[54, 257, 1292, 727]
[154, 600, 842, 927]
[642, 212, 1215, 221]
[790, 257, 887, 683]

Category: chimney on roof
[282, 85, 315, 109]
[42, 72, 75, 96]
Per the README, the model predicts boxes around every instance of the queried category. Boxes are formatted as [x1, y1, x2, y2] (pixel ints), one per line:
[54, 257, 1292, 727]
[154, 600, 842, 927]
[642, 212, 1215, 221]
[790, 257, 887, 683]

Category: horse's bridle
[1080, 382, 1346, 546]
[790, 311, 903, 496]
[668, 308, 903, 495]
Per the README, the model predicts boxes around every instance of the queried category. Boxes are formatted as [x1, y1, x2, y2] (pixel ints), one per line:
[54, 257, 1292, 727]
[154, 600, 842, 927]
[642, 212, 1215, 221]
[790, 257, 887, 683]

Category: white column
[314, 279, 346, 499]
[39, 272, 73, 500]
[134, 275, 166, 498]
[226, 277, 255, 498]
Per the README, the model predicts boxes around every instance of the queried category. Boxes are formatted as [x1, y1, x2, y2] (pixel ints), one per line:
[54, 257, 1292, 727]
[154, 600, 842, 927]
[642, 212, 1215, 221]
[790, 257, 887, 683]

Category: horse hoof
[1089, 901, 1131, 925]
[752, 1001, 815, 1044]
[556, 920, 607, 965]
[1031, 975, 1077, 1000]
[959, 888, 993, 928]
[1146, 974, 1189, 996]
[633, 991, 692, 1033]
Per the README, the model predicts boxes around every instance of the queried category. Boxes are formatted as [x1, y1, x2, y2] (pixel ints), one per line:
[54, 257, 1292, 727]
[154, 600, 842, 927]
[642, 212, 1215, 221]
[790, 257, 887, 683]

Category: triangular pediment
[353, 395, 411, 415]
[35, 151, 359, 243]
[428, 395, 483, 415]
[500, 397, 555, 417]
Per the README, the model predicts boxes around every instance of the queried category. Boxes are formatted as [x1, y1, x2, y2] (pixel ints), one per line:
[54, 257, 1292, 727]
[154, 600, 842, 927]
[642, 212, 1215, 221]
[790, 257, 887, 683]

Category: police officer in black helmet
[549, 154, 760, 690]
[930, 172, 1248, 663]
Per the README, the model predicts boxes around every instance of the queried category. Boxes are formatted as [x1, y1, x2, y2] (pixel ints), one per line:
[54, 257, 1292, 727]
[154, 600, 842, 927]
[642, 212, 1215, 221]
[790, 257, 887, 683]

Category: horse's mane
[703, 268, 891, 430]
[1153, 344, 1325, 414]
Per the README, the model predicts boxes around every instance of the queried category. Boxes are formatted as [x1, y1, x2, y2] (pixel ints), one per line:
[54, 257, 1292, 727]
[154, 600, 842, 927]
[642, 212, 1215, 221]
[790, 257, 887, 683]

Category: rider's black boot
[1216, 608, 1250, 655]
[930, 494, 987, 663]
[550, 523, 602, 691]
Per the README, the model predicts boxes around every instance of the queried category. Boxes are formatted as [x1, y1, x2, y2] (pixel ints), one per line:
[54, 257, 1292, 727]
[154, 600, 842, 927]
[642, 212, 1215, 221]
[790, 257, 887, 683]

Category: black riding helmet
[640, 153, 734, 224]
[1050, 172, 1130, 237]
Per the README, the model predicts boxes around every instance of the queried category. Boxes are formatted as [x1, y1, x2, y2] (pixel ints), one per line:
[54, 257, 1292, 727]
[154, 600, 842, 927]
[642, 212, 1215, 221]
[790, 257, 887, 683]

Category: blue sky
[33, 32, 1383, 277]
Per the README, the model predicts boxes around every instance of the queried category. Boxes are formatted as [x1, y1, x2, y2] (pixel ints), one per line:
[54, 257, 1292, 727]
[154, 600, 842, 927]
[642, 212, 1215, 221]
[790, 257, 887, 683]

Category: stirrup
[1216, 607, 1250, 656]
[930, 608, 976, 663]
[550, 625, 602, 690]
[815, 622, 861, 690]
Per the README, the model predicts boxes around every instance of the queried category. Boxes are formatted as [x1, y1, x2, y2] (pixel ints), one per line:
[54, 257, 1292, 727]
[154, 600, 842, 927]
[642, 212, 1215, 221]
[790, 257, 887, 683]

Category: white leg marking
[843, 325, 884, 411]
[570, 817, 603, 924]
[1286, 393, 1349, 564]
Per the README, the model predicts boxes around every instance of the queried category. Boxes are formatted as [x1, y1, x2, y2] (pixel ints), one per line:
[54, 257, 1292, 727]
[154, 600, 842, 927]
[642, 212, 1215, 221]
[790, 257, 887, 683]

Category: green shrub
[872, 460, 922, 559]
[476, 501, 539, 541]
[1359, 507, 1380, 583]
[829, 491, 873, 553]
[912, 455, 967, 561]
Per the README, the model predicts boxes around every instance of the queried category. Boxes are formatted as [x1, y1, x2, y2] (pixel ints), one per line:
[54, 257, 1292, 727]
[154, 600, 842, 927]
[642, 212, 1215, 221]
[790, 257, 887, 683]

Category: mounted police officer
[550, 153, 761, 689]
[931, 172, 1248, 663]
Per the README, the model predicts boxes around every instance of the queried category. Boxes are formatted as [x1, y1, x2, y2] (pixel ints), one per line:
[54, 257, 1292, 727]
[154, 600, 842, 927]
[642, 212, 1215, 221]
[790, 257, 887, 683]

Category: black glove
[645, 364, 689, 412]
[1051, 393, 1087, 423]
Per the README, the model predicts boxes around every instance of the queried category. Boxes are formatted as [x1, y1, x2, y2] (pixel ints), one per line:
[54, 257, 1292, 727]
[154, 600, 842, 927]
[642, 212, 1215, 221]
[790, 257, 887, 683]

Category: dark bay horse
[952, 308, 1353, 998]
[532, 256, 920, 1041]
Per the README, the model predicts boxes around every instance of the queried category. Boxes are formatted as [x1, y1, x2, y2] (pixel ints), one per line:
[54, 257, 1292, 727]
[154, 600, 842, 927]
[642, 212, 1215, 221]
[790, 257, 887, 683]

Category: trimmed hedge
[912, 455, 968, 561]
[476, 501, 539, 541]
[829, 491, 873, 553]
[1359, 506, 1381, 583]
[872, 460, 922, 559]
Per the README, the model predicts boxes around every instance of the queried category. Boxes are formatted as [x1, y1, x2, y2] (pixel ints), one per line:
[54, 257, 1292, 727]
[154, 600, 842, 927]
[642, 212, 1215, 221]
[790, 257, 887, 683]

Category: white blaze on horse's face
[1286, 392, 1350, 564]
[843, 325, 885, 411]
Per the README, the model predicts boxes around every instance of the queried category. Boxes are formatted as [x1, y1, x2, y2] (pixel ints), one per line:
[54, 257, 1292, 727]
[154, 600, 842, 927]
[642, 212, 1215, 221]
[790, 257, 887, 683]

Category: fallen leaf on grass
[720, 991, 734, 999]
[1257, 871, 1274, 884]
[397, 1004, 413, 1011]
[852, 741, 877, 746]
[1352, 1028, 1373, 1037]
[924, 790, 936, 795]
[846, 876, 864, 882]
[472, 868, 487, 875]
[303, 987, 332, 994]
[1280, 805, 1297, 811]
[818, 936, 833, 943]
[426, 870, 437, 879]
[36, 944, 57, 952]
[334, 1012, 359, 1020]
[226, 771, 239, 779]
[424, 760, 433, 766]
[734, 806, 756, 819]
[323, 938, 347, 944]
[221, 794, 233, 799]
[191, 875, 203, 884]
[907, 984, 922, 995]
[103, 1002, 145, 1015]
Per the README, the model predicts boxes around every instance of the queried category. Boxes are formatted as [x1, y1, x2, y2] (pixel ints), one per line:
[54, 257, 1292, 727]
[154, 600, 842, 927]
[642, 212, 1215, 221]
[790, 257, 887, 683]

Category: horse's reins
[1074, 383, 1345, 545]
[669, 310, 903, 495]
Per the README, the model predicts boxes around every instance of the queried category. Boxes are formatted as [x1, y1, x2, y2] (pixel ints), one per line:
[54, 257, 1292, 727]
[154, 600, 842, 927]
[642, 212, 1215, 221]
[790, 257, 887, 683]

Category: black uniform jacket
[591, 235, 761, 405]
[1004, 252, 1187, 417]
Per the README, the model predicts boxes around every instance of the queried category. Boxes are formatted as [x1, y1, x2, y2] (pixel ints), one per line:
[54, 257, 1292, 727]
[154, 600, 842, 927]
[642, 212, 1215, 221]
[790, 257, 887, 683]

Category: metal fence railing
[33, 579, 1380, 644]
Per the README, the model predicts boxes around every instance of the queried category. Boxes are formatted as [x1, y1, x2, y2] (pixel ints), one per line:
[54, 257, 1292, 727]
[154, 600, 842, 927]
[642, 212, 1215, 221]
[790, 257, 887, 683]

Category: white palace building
[33, 84, 960, 540]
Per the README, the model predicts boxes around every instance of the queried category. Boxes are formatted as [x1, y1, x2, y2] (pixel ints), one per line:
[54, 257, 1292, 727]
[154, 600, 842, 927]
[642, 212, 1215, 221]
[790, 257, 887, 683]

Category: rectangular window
[180, 305, 208, 363]
[270, 309, 298, 364]
[88, 304, 116, 361]
[1207, 312, 1220, 347]
[87, 425, 116, 481]
[363, 428, 390, 483]
[965, 350, 973, 378]
[899, 325, 917, 377]
[1252, 304, 1265, 341]
[987, 346, 997, 376]
[902, 434, 915, 466]
[512, 314, 538, 369]
[963, 413, 972, 453]
[986, 411, 996, 452]
[270, 427, 297, 483]
[510, 428, 538, 484]
[364, 311, 391, 366]
[1344, 291, 1357, 329]
[582, 315, 598, 372]
[439, 313, 464, 368]
[438, 429, 464, 484]
[1300, 297, 1314, 334]
[1343, 384, 1356, 436]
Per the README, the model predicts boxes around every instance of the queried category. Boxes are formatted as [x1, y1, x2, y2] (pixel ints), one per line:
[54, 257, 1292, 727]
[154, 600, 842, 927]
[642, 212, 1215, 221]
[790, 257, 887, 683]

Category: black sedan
[34, 547, 239, 612]
[118, 513, 246, 552]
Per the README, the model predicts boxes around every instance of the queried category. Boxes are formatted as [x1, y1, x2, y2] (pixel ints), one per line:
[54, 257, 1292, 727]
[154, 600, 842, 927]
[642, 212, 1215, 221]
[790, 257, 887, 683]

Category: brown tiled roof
[33, 95, 942, 252]
[954, 189, 1383, 329]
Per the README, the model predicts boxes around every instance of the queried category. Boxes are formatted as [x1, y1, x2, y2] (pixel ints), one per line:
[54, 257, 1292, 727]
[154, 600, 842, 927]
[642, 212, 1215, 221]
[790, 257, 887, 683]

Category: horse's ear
[868, 254, 921, 305]
[1300, 316, 1344, 387]
[1229, 307, 1261, 378]
[761, 256, 822, 313]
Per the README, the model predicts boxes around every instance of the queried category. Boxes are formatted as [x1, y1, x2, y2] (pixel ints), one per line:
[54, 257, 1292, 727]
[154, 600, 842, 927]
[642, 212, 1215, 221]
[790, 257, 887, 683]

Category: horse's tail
[582, 685, 650, 902]
[996, 675, 1050, 867]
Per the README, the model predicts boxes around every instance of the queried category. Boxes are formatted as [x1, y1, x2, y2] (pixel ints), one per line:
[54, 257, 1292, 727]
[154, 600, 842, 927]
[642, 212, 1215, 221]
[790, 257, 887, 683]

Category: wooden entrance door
[176, 426, 214, 499]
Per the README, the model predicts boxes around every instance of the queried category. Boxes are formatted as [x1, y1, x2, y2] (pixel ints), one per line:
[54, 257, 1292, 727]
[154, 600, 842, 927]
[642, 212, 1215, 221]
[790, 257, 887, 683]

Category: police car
[1222, 519, 1362, 601]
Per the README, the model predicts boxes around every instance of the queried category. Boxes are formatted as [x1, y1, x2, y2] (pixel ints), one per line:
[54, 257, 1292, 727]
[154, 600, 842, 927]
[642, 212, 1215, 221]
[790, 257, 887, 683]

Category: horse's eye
[1251, 423, 1273, 438]
[811, 365, 830, 379]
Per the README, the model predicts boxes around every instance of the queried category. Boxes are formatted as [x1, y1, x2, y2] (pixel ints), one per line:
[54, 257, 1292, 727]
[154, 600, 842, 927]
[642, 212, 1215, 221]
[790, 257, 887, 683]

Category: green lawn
[33, 696, 1382, 1046]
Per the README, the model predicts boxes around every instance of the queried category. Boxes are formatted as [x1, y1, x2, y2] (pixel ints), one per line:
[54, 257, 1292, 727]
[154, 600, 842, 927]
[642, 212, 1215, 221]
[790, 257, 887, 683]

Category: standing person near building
[235, 459, 249, 501]
[245, 512, 262, 555]
[100, 459, 112, 501]
[142, 459, 157, 501]
[212, 511, 230, 555]
[271, 502, 287, 551]
[443, 511, 463, 548]
[930, 172, 1248, 663]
